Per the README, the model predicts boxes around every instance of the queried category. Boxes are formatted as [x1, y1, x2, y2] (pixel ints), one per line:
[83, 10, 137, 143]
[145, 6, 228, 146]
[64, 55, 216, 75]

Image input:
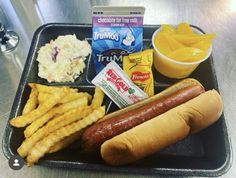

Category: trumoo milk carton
[92, 6, 145, 73]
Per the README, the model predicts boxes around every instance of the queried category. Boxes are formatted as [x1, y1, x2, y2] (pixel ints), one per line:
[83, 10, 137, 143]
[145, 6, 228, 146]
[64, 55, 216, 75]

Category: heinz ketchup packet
[92, 6, 145, 73]
[92, 61, 148, 108]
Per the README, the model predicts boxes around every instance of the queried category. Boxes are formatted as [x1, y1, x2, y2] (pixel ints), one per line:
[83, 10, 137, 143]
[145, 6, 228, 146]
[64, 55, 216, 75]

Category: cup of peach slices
[152, 22, 215, 79]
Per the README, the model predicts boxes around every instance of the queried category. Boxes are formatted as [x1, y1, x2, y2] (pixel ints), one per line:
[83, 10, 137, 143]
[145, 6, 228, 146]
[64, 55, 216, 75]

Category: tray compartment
[27, 24, 93, 86]
[7, 84, 112, 156]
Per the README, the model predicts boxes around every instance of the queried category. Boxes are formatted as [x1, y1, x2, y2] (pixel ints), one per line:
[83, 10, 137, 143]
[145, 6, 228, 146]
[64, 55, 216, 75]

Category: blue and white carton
[92, 6, 145, 73]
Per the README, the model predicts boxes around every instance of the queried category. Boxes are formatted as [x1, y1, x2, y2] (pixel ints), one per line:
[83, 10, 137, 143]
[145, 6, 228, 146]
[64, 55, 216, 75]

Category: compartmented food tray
[2, 23, 232, 177]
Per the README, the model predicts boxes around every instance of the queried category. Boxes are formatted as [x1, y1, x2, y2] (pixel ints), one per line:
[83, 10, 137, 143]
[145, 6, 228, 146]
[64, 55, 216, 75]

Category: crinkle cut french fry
[24, 96, 88, 138]
[86, 93, 92, 102]
[27, 106, 105, 166]
[60, 92, 92, 104]
[38, 92, 92, 105]
[38, 92, 51, 105]
[17, 106, 92, 157]
[10, 88, 68, 127]
[22, 84, 39, 115]
[24, 110, 55, 138]
[91, 87, 105, 109]
[35, 83, 78, 93]
[47, 131, 82, 154]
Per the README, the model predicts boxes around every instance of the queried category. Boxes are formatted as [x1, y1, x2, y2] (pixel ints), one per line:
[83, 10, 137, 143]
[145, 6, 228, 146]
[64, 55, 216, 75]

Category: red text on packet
[131, 71, 150, 82]
[106, 69, 129, 93]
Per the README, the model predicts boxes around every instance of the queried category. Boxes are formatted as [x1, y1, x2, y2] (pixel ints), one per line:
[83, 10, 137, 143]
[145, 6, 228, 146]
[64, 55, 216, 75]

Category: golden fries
[60, 92, 92, 104]
[27, 106, 105, 166]
[10, 88, 68, 127]
[38, 91, 92, 105]
[17, 106, 92, 157]
[22, 84, 38, 114]
[35, 83, 78, 93]
[10, 83, 106, 166]
[91, 87, 105, 109]
[24, 96, 88, 138]
[24, 110, 55, 138]
[37, 92, 51, 104]
[47, 131, 82, 154]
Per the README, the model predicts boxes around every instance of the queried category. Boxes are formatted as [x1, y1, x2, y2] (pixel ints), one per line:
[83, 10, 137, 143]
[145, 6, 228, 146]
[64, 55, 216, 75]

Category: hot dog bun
[101, 90, 223, 165]
[81, 79, 205, 153]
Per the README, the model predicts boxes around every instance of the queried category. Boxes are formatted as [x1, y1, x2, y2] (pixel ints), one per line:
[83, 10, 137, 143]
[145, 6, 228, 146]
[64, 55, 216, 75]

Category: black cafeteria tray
[2, 23, 232, 177]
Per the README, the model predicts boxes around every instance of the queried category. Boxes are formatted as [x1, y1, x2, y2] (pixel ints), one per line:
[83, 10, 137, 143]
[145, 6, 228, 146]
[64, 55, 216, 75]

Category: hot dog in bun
[101, 89, 223, 165]
[80, 78, 223, 165]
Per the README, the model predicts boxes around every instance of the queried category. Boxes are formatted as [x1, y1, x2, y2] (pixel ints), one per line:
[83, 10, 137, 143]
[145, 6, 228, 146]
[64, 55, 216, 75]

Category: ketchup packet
[92, 61, 148, 108]
[92, 6, 145, 73]
[123, 49, 154, 96]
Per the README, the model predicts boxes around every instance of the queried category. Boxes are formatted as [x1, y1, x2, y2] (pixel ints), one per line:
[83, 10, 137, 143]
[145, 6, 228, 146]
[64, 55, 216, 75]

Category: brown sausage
[81, 85, 205, 153]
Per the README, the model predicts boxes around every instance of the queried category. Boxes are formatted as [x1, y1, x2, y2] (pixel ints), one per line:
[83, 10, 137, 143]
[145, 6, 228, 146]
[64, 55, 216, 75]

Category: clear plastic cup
[152, 27, 212, 79]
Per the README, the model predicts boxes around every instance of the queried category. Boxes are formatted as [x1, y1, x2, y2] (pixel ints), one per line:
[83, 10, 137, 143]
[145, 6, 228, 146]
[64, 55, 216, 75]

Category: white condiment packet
[92, 61, 148, 108]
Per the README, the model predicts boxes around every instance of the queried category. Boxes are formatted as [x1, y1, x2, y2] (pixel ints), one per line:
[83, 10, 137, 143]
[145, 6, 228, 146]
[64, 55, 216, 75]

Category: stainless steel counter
[0, 0, 235, 177]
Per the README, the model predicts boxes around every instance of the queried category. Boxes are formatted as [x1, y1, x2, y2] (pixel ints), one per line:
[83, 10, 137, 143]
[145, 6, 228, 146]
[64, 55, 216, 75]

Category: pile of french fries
[10, 83, 105, 166]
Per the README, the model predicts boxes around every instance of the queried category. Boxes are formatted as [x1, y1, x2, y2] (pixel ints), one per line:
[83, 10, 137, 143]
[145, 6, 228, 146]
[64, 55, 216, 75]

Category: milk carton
[92, 6, 145, 73]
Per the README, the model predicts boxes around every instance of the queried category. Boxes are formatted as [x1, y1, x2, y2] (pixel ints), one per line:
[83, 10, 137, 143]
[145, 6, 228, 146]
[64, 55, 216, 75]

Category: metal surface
[0, 23, 19, 53]
[0, 0, 235, 177]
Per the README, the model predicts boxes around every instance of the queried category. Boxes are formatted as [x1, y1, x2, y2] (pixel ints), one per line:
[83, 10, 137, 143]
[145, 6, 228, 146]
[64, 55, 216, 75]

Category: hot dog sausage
[81, 85, 205, 153]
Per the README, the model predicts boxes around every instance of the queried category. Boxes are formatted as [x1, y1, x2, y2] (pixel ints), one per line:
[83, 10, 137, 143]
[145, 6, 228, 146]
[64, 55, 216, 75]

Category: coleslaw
[36, 34, 91, 82]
